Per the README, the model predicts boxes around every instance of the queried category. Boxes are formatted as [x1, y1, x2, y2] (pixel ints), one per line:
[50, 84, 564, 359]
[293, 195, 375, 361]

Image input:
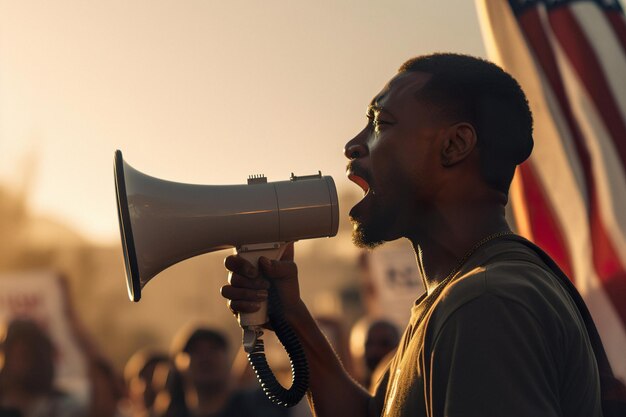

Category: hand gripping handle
[235, 242, 288, 352]
[232, 242, 309, 407]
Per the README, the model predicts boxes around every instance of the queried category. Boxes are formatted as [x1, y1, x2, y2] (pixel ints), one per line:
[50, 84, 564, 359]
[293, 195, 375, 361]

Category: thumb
[259, 255, 297, 280]
[281, 242, 295, 262]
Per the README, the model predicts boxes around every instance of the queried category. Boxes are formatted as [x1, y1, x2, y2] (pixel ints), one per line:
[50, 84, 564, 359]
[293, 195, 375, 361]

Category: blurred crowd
[0, 279, 401, 417]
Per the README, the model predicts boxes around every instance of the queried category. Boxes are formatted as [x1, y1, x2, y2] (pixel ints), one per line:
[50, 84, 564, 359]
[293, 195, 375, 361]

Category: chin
[351, 218, 386, 249]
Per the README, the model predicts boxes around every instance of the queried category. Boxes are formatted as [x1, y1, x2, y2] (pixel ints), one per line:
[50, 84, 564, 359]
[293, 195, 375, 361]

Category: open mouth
[347, 170, 372, 220]
[348, 173, 370, 196]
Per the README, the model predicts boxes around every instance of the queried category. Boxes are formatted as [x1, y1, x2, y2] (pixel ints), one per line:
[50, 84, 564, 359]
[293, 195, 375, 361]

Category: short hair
[124, 348, 169, 383]
[0, 319, 55, 392]
[180, 328, 229, 354]
[399, 53, 534, 194]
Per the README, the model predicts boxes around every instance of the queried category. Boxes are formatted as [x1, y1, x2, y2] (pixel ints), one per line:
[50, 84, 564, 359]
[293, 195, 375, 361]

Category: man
[350, 318, 400, 390]
[172, 327, 233, 416]
[362, 320, 400, 391]
[0, 319, 83, 417]
[220, 54, 603, 416]
[124, 349, 170, 416]
[169, 326, 290, 417]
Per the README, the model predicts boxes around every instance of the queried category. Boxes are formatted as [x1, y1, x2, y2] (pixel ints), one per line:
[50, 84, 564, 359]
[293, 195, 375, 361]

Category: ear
[440, 123, 477, 167]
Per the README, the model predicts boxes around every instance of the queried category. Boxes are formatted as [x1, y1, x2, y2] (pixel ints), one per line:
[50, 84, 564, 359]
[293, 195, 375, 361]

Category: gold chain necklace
[417, 230, 514, 321]
[441, 229, 514, 284]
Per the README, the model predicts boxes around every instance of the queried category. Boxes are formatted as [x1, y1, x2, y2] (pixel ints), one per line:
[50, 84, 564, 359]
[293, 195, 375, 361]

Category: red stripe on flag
[517, 163, 574, 279]
[548, 7, 626, 169]
[517, 6, 626, 326]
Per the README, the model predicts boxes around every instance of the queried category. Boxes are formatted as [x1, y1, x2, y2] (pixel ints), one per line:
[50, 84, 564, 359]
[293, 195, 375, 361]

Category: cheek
[369, 137, 404, 179]
[370, 142, 419, 194]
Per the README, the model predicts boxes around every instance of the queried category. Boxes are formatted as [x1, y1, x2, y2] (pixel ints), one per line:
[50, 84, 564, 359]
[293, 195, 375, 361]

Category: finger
[220, 285, 268, 303]
[259, 257, 297, 279]
[281, 242, 295, 262]
[228, 299, 263, 314]
[228, 272, 270, 290]
[224, 255, 258, 278]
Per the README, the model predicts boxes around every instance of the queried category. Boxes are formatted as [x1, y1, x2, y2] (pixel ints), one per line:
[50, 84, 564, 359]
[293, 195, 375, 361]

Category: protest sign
[0, 271, 87, 396]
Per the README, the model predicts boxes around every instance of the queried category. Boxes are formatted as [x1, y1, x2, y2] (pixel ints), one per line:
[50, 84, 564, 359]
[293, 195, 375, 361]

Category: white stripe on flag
[570, 2, 626, 123]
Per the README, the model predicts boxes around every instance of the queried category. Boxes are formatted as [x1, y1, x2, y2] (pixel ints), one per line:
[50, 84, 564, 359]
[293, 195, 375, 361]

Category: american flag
[476, 0, 626, 381]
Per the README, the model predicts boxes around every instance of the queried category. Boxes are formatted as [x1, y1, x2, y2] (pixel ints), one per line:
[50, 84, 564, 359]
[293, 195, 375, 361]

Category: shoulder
[420, 248, 602, 416]
[427, 255, 584, 351]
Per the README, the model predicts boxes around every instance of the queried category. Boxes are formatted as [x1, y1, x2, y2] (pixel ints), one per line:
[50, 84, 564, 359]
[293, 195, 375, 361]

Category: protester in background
[349, 318, 400, 390]
[0, 318, 82, 417]
[124, 350, 170, 417]
[0, 276, 125, 417]
[363, 320, 399, 391]
[171, 326, 289, 417]
[157, 362, 187, 417]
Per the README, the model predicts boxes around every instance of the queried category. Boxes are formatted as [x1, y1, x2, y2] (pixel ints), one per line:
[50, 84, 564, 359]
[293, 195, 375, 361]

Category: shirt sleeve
[425, 292, 561, 417]
[370, 364, 390, 417]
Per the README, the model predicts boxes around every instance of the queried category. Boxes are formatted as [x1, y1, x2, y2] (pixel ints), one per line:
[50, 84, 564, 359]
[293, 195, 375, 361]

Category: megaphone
[114, 150, 339, 406]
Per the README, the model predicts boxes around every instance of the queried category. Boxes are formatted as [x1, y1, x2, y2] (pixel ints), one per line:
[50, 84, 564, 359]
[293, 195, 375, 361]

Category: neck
[192, 382, 231, 414]
[409, 202, 510, 294]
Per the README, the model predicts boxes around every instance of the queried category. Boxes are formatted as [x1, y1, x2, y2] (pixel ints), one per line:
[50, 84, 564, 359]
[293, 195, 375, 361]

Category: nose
[344, 131, 368, 160]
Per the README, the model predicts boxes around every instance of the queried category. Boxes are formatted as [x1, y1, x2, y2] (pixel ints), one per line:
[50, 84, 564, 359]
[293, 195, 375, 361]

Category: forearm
[284, 300, 373, 417]
[222, 251, 375, 415]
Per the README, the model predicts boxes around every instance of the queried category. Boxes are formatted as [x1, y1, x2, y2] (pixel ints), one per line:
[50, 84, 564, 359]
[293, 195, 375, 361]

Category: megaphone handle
[235, 242, 289, 352]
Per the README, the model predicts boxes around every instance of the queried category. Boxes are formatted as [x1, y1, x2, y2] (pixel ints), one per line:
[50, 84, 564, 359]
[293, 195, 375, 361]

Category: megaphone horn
[114, 150, 339, 302]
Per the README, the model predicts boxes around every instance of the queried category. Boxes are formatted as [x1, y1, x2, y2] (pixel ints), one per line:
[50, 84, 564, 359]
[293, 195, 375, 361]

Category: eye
[365, 111, 393, 133]
[372, 117, 392, 133]
[373, 118, 391, 126]
[366, 114, 386, 125]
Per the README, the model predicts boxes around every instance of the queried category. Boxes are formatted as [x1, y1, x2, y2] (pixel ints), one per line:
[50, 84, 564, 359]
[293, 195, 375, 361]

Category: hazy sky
[0, 1, 486, 243]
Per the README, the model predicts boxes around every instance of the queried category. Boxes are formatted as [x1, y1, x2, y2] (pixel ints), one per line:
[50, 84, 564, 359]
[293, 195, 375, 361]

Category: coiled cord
[246, 283, 309, 407]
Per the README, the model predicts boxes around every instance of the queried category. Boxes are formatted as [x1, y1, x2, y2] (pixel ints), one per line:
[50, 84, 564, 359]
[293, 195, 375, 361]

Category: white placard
[366, 240, 425, 329]
[0, 271, 87, 396]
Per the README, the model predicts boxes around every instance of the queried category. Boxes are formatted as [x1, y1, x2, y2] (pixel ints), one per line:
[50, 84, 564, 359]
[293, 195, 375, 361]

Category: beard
[350, 190, 395, 249]
[351, 219, 385, 249]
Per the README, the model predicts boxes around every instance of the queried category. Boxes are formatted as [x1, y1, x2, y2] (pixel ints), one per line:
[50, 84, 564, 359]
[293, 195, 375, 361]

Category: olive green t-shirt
[371, 240, 602, 417]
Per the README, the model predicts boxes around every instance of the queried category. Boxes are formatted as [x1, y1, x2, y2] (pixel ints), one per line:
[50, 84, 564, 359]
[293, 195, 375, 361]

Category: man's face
[2, 336, 55, 391]
[364, 323, 399, 372]
[345, 71, 448, 247]
[186, 339, 230, 389]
